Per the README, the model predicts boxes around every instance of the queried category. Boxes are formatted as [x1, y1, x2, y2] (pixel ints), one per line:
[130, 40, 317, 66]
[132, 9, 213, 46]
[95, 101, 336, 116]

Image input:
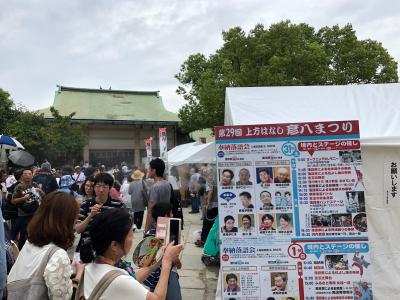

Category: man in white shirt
[72, 166, 86, 188]
[5, 171, 17, 189]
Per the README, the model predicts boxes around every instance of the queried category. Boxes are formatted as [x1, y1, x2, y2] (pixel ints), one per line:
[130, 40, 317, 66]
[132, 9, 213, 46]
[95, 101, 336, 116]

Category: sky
[0, 0, 399, 113]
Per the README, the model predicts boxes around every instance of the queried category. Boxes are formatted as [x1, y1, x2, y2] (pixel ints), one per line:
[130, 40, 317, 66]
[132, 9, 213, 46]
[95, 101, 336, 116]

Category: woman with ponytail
[78, 208, 183, 300]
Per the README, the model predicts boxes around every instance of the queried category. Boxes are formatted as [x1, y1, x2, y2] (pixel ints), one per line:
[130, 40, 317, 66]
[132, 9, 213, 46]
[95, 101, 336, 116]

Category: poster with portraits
[215, 121, 373, 300]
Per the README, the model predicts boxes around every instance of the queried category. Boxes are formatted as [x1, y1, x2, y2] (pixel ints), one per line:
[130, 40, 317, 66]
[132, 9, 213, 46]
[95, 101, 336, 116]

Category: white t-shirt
[84, 263, 149, 300]
[72, 172, 86, 184]
[8, 242, 73, 300]
[167, 175, 179, 190]
[5, 175, 16, 188]
[1, 182, 6, 200]
[120, 182, 132, 208]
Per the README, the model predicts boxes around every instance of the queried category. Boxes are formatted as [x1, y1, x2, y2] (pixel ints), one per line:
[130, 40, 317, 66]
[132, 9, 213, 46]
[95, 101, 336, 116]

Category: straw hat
[131, 170, 144, 180]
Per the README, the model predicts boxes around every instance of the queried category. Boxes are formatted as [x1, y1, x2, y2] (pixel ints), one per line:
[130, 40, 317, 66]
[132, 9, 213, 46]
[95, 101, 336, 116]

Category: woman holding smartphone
[78, 208, 183, 300]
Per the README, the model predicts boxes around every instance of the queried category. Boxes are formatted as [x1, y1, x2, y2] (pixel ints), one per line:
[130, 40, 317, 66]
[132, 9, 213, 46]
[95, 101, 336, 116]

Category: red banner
[215, 120, 359, 140]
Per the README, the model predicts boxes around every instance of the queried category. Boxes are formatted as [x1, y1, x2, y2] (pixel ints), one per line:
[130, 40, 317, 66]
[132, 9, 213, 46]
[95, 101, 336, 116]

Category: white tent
[167, 141, 215, 166]
[225, 83, 400, 145]
[224, 83, 400, 299]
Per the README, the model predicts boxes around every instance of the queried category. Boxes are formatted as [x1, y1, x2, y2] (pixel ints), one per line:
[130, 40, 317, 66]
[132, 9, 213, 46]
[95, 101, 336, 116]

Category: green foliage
[176, 21, 399, 133]
[0, 88, 17, 133]
[1, 90, 86, 165]
[5, 105, 48, 162]
[45, 107, 86, 164]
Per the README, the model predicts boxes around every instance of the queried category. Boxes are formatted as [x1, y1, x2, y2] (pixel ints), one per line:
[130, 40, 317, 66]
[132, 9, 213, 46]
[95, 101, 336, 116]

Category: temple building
[39, 86, 189, 167]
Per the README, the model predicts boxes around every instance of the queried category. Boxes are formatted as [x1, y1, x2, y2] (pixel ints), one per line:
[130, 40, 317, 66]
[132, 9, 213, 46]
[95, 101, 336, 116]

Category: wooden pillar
[83, 145, 90, 163]
[83, 127, 90, 163]
[134, 149, 140, 167]
[133, 127, 140, 167]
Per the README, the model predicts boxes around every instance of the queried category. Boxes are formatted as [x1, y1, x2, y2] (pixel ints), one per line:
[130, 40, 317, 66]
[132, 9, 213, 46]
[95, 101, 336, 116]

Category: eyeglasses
[94, 184, 110, 189]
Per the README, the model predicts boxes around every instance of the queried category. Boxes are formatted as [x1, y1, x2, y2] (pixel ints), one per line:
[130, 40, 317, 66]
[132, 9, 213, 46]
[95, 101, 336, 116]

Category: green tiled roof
[38, 86, 179, 123]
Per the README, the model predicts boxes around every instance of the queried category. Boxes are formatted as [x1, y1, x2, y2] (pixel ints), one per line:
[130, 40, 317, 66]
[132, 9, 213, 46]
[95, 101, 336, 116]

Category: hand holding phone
[162, 241, 184, 267]
[167, 218, 181, 245]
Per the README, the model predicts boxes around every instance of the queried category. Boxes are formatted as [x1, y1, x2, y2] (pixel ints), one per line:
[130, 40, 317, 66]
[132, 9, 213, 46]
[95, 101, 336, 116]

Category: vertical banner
[159, 127, 168, 161]
[215, 120, 373, 300]
[144, 137, 153, 164]
[384, 161, 399, 206]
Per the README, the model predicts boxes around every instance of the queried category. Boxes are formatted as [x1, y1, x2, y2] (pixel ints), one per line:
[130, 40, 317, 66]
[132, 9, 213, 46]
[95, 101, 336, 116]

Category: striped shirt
[77, 197, 125, 251]
[143, 228, 161, 291]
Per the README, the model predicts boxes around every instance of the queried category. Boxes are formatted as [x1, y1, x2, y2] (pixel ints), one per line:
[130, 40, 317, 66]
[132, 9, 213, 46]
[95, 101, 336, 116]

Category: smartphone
[167, 218, 181, 245]
[156, 217, 169, 240]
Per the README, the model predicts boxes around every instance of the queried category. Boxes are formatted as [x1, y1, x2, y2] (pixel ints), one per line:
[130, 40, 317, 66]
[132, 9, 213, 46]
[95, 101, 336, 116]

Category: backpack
[75, 269, 125, 300]
[141, 180, 149, 207]
[7, 244, 61, 300]
[169, 184, 184, 228]
[197, 176, 207, 196]
[33, 174, 57, 195]
[2, 193, 18, 220]
[70, 175, 80, 193]
[2, 183, 19, 220]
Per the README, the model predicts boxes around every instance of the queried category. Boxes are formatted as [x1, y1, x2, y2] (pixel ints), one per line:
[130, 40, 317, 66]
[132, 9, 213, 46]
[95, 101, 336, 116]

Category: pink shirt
[110, 187, 122, 201]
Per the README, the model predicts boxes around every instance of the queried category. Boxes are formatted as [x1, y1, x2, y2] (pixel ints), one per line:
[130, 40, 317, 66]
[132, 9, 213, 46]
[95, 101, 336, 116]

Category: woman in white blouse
[79, 208, 183, 300]
[8, 191, 79, 299]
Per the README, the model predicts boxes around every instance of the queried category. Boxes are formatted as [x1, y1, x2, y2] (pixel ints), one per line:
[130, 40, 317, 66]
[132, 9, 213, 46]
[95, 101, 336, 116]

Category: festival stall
[167, 141, 215, 207]
[167, 141, 215, 166]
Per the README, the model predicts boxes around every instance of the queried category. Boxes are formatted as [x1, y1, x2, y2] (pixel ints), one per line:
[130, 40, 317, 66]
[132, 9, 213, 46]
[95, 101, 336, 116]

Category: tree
[44, 107, 86, 164]
[176, 21, 398, 133]
[4, 105, 49, 162]
[1, 89, 86, 165]
[0, 88, 18, 133]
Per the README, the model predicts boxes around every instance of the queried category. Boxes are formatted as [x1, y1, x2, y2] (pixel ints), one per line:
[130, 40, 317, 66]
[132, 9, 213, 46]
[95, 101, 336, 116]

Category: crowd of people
[0, 158, 190, 300]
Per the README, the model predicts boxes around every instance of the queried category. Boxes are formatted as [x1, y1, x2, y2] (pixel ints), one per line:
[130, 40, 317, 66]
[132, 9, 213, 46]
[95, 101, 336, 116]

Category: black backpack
[70, 175, 80, 193]
[2, 184, 18, 220]
[169, 184, 184, 228]
[33, 173, 58, 195]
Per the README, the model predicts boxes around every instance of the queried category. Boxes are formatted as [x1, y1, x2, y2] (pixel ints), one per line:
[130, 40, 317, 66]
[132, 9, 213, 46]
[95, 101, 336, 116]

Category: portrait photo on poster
[238, 213, 255, 234]
[239, 190, 254, 210]
[221, 215, 238, 234]
[259, 190, 274, 210]
[276, 213, 293, 232]
[256, 166, 274, 186]
[259, 213, 276, 232]
[219, 168, 236, 188]
[223, 272, 241, 293]
[236, 167, 253, 187]
[273, 166, 291, 184]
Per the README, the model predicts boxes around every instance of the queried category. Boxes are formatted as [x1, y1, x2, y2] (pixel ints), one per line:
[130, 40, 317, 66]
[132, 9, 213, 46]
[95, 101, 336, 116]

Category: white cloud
[0, 0, 398, 112]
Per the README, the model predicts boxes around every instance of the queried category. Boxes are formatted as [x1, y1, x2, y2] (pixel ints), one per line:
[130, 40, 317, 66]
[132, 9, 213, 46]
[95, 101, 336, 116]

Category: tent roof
[225, 83, 400, 145]
[168, 142, 215, 166]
